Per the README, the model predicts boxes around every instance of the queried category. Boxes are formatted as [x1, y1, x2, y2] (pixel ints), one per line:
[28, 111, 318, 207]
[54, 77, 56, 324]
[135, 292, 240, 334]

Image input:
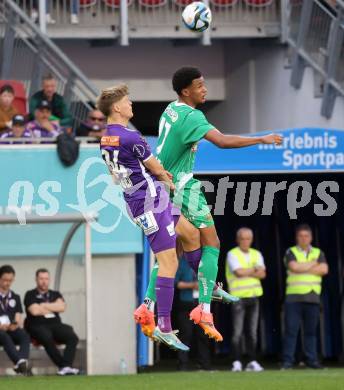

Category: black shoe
[281, 362, 293, 370]
[14, 360, 29, 376]
[306, 361, 324, 369]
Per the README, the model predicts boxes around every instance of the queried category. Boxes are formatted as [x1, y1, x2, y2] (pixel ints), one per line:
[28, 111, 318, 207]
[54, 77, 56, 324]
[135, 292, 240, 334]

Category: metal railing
[287, 0, 344, 118]
[0, 0, 99, 128]
[9, 0, 281, 39]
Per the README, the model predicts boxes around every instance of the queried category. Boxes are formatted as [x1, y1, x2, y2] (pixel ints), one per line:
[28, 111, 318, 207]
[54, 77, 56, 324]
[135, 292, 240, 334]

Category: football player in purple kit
[98, 84, 194, 351]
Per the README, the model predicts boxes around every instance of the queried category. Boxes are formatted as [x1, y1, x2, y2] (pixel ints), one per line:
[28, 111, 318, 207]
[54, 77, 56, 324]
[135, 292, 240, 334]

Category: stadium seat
[80, 0, 97, 6]
[103, 0, 133, 8]
[173, 0, 194, 6]
[210, 0, 238, 6]
[0, 80, 27, 115]
[244, 0, 273, 6]
[139, 0, 167, 6]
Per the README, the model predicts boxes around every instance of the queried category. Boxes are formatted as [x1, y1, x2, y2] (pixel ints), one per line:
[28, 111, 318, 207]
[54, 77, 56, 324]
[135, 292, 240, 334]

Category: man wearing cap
[29, 75, 72, 127]
[282, 224, 328, 370]
[0, 115, 31, 140]
[226, 227, 266, 372]
[26, 100, 61, 138]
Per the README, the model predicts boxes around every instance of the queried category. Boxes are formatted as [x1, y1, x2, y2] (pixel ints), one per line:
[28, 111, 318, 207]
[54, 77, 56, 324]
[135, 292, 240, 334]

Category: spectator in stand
[0, 115, 31, 140]
[30, 1, 56, 24]
[226, 228, 266, 372]
[29, 74, 73, 128]
[0, 265, 32, 376]
[282, 224, 328, 370]
[76, 109, 106, 139]
[0, 85, 18, 134]
[24, 269, 79, 376]
[175, 258, 211, 371]
[26, 100, 61, 138]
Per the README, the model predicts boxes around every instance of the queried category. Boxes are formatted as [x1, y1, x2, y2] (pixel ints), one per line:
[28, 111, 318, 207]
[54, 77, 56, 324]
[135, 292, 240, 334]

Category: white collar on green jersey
[174, 100, 195, 110]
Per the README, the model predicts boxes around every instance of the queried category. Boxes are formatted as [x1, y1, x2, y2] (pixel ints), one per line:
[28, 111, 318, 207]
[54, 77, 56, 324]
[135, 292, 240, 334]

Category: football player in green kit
[135, 67, 282, 341]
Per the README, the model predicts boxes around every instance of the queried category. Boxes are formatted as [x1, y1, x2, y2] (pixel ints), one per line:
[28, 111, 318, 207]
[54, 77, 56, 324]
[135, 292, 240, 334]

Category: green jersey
[157, 101, 214, 188]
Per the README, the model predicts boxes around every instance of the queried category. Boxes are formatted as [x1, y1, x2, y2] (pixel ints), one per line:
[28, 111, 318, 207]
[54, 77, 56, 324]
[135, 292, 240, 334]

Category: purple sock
[184, 248, 202, 274]
[156, 276, 174, 333]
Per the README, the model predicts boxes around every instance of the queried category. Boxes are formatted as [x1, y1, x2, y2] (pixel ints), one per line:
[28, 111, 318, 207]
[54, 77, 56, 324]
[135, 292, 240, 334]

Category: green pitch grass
[1, 370, 344, 390]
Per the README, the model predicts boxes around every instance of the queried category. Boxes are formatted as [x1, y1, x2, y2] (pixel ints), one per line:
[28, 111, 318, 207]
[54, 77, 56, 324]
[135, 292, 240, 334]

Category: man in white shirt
[226, 227, 266, 372]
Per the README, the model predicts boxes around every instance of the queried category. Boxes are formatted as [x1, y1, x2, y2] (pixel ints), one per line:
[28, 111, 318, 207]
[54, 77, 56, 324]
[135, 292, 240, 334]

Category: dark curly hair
[172, 66, 202, 95]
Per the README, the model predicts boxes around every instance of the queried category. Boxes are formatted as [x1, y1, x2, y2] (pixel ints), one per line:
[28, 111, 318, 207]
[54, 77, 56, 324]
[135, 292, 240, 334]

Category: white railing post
[85, 221, 93, 375]
[120, 0, 129, 46]
[202, 0, 211, 46]
[39, 0, 47, 34]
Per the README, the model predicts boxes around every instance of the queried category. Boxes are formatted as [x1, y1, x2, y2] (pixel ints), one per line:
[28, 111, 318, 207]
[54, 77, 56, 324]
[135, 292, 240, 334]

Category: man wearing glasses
[76, 109, 106, 139]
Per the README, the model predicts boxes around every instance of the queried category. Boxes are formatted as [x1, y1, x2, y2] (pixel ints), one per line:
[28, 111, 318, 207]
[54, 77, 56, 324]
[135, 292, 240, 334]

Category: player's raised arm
[204, 129, 283, 149]
[143, 155, 175, 191]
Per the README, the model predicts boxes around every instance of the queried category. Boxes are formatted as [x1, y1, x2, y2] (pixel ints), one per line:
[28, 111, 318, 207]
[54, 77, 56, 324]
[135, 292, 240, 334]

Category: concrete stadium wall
[53, 39, 344, 134]
[206, 41, 344, 133]
[0, 254, 136, 375]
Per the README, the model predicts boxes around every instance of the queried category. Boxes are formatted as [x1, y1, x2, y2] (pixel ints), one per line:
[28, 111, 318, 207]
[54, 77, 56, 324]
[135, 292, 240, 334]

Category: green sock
[145, 262, 158, 302]
[198, 246, 219, 304]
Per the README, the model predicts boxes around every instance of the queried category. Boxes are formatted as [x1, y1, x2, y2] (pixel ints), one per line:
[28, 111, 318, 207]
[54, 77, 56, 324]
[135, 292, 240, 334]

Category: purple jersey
[100, 124, 158, 202]
[1, 129, 32, 138]
[26, 120, 61, 138]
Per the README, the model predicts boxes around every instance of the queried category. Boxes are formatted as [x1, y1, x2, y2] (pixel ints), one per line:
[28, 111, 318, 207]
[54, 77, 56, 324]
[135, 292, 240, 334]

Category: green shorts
[172, 178, 214, 229]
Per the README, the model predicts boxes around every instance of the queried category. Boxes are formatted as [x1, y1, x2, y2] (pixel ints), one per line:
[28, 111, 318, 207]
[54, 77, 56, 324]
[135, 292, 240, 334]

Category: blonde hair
[96, 84, 129, 117]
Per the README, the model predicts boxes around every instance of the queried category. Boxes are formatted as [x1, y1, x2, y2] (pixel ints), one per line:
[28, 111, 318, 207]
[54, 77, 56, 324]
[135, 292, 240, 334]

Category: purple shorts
[126, 189, 180, 254]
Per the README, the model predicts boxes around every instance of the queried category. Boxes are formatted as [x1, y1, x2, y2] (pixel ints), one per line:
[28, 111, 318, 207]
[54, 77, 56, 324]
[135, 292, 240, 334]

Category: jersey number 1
[156, 117, 171, 155]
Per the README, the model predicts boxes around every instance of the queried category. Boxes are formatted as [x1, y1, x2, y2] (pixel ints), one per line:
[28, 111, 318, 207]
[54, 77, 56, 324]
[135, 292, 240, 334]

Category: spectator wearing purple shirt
[1, 115, 32, 141]
[26, 100, 61, 139]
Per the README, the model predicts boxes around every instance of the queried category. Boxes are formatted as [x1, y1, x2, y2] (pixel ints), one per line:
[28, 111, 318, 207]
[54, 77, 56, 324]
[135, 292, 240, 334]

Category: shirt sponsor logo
[101, 136, 120, 147]
[165, 107, 178, 122]
[133, 143, 146, 158]
[9, 299, 16, 308]
[135, 210, 159, 235]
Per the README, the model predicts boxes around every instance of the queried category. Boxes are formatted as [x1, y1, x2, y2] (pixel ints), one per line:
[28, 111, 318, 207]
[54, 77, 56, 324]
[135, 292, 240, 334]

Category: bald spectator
[0, 85, 18, 133]
[29, 75, 72, 128]
[226, 228, 266, 372]
[76, 109, 106, 139]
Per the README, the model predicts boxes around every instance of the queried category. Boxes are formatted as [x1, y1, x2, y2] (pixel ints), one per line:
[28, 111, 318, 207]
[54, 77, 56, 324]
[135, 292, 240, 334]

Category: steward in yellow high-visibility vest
[226, 228, 266, 372]
[225, 247, 264, 298]
[282, 224, 328, 370]
[286, 246, 322, 296]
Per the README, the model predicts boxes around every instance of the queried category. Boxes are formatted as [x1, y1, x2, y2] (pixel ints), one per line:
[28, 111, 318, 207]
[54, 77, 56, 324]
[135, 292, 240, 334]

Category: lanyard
[0, 294, 10, 313]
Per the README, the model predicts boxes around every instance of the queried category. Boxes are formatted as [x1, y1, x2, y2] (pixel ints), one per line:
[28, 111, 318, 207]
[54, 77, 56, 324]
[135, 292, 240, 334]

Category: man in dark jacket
[29, 75, 73, 128]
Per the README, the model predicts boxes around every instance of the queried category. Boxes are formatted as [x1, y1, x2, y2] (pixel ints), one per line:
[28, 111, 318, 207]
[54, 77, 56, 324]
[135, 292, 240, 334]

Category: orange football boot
[134, 304, 156, 338]
[189, 304, 223, 342]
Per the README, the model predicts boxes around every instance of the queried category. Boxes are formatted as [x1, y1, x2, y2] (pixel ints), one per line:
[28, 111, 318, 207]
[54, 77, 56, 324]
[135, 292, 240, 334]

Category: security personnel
[226, 227, 266, 372]
[282, 224, 328, 369]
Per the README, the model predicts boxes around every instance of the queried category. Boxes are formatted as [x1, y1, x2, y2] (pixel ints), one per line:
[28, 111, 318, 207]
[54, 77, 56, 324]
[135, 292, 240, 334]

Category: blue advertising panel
[148, 127, 344, 173]
[0, 145, 142, 256]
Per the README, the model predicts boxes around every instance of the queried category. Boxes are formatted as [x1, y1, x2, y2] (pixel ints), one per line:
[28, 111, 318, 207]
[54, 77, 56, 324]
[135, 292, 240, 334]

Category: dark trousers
[0, 328, 30, 364]
[230, 297, 259, 361]
[177, 305, 211, 369]
[283, 302, 320, 365]
[28, 323, 78, 368]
